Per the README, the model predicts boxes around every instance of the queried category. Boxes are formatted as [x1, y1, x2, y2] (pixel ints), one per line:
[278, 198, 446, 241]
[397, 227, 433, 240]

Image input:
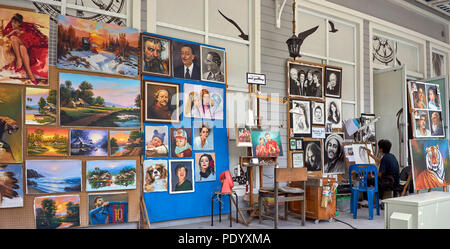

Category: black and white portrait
[287, 61, 323, 98]
[352, 144, 375, 164]
[360, 113, 376, 143]
[303, 140, 322, 172]
[323, 133, 345, 174]
[290, 99, 311, 136]
[311, 101, 325, 125]
[326, 97, 342, 129]
[172, 41, 201, 80]
[324, 66, 342, 98]
[201, 46, 226, 83]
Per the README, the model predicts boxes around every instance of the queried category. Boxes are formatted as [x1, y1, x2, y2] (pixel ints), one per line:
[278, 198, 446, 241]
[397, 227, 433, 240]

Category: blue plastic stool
[349, 164, 380, 220]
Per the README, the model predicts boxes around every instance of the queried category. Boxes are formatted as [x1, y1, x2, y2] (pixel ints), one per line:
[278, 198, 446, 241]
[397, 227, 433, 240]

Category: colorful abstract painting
[88, 192, 128, 225]
[27, 127, 69, 156]
[0, 85, 22, 163]
[110, 130, 144, 157]
[25, 87, 57, 125]
[34, 195, 80, 229]
[0, 164, 23, 208]
[86, 160, 137, 192]
[70, 129, 108, 156]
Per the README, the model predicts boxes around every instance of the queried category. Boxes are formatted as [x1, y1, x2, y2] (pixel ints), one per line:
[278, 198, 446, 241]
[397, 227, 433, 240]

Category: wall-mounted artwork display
[429, 111, 444, 137]
[194, 153, 216, 182]
[289, 138, 296, 151]
[324, 66, 342, 98]
[26, 160, 82, 194]
[172, 41, 201, 80]
[0, 85, 22, 163]
[193, 121, 214, 151]
[323, 133, 345, 174]
[86, 160, 137, 192]
[235, 124, 252, 147]
[410, 139, 449, 190]
[59, 72, 141, 128]
[110, 130, 144, 157]
[287, 60, 323, 98]
[141, 34, 171, 77]
[183, 83, 224, 120]
[144, 81, 179, 123]
[290, 152, 304, 168]
[409, 82, 429, 109]
[303, 139, 322, 172]
[296, 139, 303, 150]
[0, 164, 23, 208]
[57, 15, 139, 77]
[25, 88, 57, 126]
[325, 97, 342, 129]
[0, 9, 49, 85]
[88, 192, 128, 225]
[145, 126, 169, 158]
[34, 195, 80, 229]
[289, 99, 311, 137]
[351, 143, 375, 164]
[27, 127, 69, 156]
[70, 129, 108, 156]
[250, 130, 283, 157]
[169, 159, 194, 194]
[170, 128, 192, 158]
[311, 100, 325, 125]
[201, 46, 226, 83]
[360, 113, 376, 143]
[143, 159, 167, 192]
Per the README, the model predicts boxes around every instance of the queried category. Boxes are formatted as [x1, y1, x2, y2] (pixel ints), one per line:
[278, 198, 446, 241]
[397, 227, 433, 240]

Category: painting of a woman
[200, 89, 213, 119]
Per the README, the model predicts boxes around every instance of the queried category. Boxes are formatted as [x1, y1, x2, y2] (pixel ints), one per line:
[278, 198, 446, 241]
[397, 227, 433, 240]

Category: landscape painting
[0, 164, 23, 208]
[70, 129, 108, 156]
[110, 130, 144, 156]
[25, 88, 57, 125]
[57, 15, 139, 77]
[27, 127, 69, 156]
[26, 160, 82, 194]
[86, 160, 137, 192]
[34, 195, 80, 229]
[59, 72, 141, 128]
[88, 192, 128, 225]
[0, 85, 22, 163]
[0, 9, 49, 85]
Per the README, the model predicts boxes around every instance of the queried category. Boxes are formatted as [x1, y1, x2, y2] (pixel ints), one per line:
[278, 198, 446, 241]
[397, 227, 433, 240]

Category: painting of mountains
[57, 15, 139, 77]
[25, 88, 57, 125]
[70, 129, 108, 156]
[59, 72, 141, 128]
[26, 160, 82, 194]
[27, 128, 69, 156]
[34, 195, 80, 229]
[0, 164, 23, 208]
[110, 130, 144, 157]
[86, 160, 137, 192]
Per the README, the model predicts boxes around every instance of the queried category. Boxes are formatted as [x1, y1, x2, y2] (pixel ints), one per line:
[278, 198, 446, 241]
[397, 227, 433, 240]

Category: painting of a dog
[144, 160, 167, 192]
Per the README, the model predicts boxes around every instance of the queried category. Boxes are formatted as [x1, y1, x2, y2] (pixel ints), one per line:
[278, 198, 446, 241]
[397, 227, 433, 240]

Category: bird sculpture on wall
[218, 10, 249, 41]
[295, 25, 319, 56]
[328, 20, 338, 33]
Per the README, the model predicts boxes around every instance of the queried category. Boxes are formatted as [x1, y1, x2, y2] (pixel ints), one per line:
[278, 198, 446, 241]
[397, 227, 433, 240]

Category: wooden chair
[258, 167, 307, 229]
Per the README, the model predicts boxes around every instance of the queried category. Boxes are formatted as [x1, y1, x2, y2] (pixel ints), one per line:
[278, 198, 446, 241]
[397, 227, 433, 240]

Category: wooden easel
[138, 196, 151, 229]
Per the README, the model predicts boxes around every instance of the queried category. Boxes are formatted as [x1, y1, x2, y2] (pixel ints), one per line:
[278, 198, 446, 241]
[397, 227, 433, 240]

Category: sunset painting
[34, 195, 80, 229]
[110, 130, 144, 157]
[25, 87, 57, 125]
[57, 15, 139, 77]
[27, 127, 69, 156]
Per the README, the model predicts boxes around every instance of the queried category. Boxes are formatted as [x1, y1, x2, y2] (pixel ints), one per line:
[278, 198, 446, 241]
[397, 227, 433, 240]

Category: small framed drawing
[289, 138, 297, 150]
[289, 99, 312, 137]
[324, 66, 342, 98]
[290, 151, 304, 168]
[296, 139, 303, 150]
[311, 100, 325, 125]
[235, 123, 252, 147]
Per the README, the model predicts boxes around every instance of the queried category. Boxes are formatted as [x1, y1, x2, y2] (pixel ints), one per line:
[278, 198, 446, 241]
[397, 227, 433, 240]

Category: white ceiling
[416, 0, 450, 18]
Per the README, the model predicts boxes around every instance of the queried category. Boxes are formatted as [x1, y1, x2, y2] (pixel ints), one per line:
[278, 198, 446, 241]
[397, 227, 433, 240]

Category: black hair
[175, 164, 188, 175]
[199, 123, 210, 133]
[378, 139, 392, 154]
[198, 153, 215, 178]
[208, 51, 221, 66]
[12, 13, 23, 24]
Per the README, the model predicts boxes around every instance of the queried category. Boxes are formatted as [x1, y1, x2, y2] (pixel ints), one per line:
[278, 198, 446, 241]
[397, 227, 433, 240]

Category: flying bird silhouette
[218, 10, 249, 41]
[293, 25, 319, 58]
[328, 21, 338, 33]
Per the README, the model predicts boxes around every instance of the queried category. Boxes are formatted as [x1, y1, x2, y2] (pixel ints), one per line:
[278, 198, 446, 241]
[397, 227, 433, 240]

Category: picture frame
[289, 151, 304, 168]
[286, 59, 324, 99]
[201, 46, 227, 84]
[289, 98, 312, 137]
[324, 66, 342, 98]
[311, 100, 325, 125]
[325, 97, 342, 129]
[141, 34, 172, 77]
[296, 139, 303, 150]
[144, 80, 180, 123]
[250, 129, 283, 157]
[169, 159, 195, 194]
[289, 138, 297, 151]
[235, 123, 253, 147]
[360, 113, 376, 143]
[302, 138, 323, 175]
[172, 41, 201, 80]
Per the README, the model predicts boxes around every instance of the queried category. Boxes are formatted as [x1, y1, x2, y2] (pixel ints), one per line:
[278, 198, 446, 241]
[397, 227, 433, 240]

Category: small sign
[312, 126, 325, 139]
[247, 73, 266, 85]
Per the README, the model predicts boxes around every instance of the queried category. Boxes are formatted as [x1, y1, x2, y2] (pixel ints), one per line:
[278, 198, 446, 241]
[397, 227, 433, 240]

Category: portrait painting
[143, 159, 168, 192]
[324, 66, 342, 98]
[323, 133, 345, 174]
[70, 129, 108, 156]
[410, 139, 449, 191]
[311, 101, 325, 125]
[0, 85, 22, 163]
[25, 88, 56, 125]
[303, 139, 322, 172]
[193, 121, 214, 151]
[352, 144, 375, 164]
[26, 160, 82, 194]
[235, 124, 252, 147]
[326, 97, 342, 129]
[360, 113, 376, 143]
[344, 145, 355, 162]
[414, 110, 431, 138]
[195, 153, 216, 182]
[409, 81, 428, 110]
[0, 164, 23, 208]
[59, 73, 141, 128]
[34, 195, 80, 229]
[170, 128, 193, 158]
[201, 46, 226, 83]
[145, 126, 169, 158]
[144, 80, 180, 123]
[110, 130, 144, 157]
[169, 159, 195, 194]
[289, 99, 311, 137]
[172, 41, 201, 80]
[141, 34, 171, 77]
[27, 127, 69, 156]
[86, 160, 137, 192]
[57, 15, 139, 77]
[183, 83, 224, 120]
[287, 60, 323, 98]
[0, 9, 49, 86]
[250, 130, 283, 157]
[88, 192, 128, 225]
[429, 111, 444, 137]
[425, 84, 441, 111]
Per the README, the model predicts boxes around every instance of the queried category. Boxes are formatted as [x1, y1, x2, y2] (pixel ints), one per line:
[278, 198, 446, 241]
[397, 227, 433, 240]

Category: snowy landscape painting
[57, 15, 139, 77]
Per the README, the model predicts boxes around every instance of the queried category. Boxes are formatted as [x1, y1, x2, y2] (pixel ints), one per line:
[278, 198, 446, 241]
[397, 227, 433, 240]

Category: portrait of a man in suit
[201, 46, 226, 83]
[173, 42, 201, 80]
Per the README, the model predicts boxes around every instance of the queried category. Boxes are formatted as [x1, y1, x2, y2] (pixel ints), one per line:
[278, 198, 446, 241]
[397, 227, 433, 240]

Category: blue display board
[142, 33, 230, 223]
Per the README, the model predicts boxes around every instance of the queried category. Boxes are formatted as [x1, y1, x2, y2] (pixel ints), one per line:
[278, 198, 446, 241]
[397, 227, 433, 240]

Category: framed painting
[169, 159, 195, 194]
[250, 129, 283, 157]
[289, 99, 311, 137]
[311, 100, 325, 125]
[34, 195, 80, 229]
[324, 66, 342, 98]
[303, 138, 323, 173]
[183, 83, 224, 120]
[141, 34, 172, 77]
[110, 130, 144, 157]
[0, 85, 22, 163]
[200, 46, 226, 84]
[172, 41, 201, 80]
[27, 128, 69, 156]
[287, 60, 323, 98]
[86, 160, 137, 192]
[323, 133, 345, 175]
[25, 88, 57, 125]
[143, 159, 168, 192]
[290, 151, 304, 168]
[0, 164, 23, 208]
[235, 124, 252, 147]
[144, 80, 180, 123]
[145, 126, 169, 158]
